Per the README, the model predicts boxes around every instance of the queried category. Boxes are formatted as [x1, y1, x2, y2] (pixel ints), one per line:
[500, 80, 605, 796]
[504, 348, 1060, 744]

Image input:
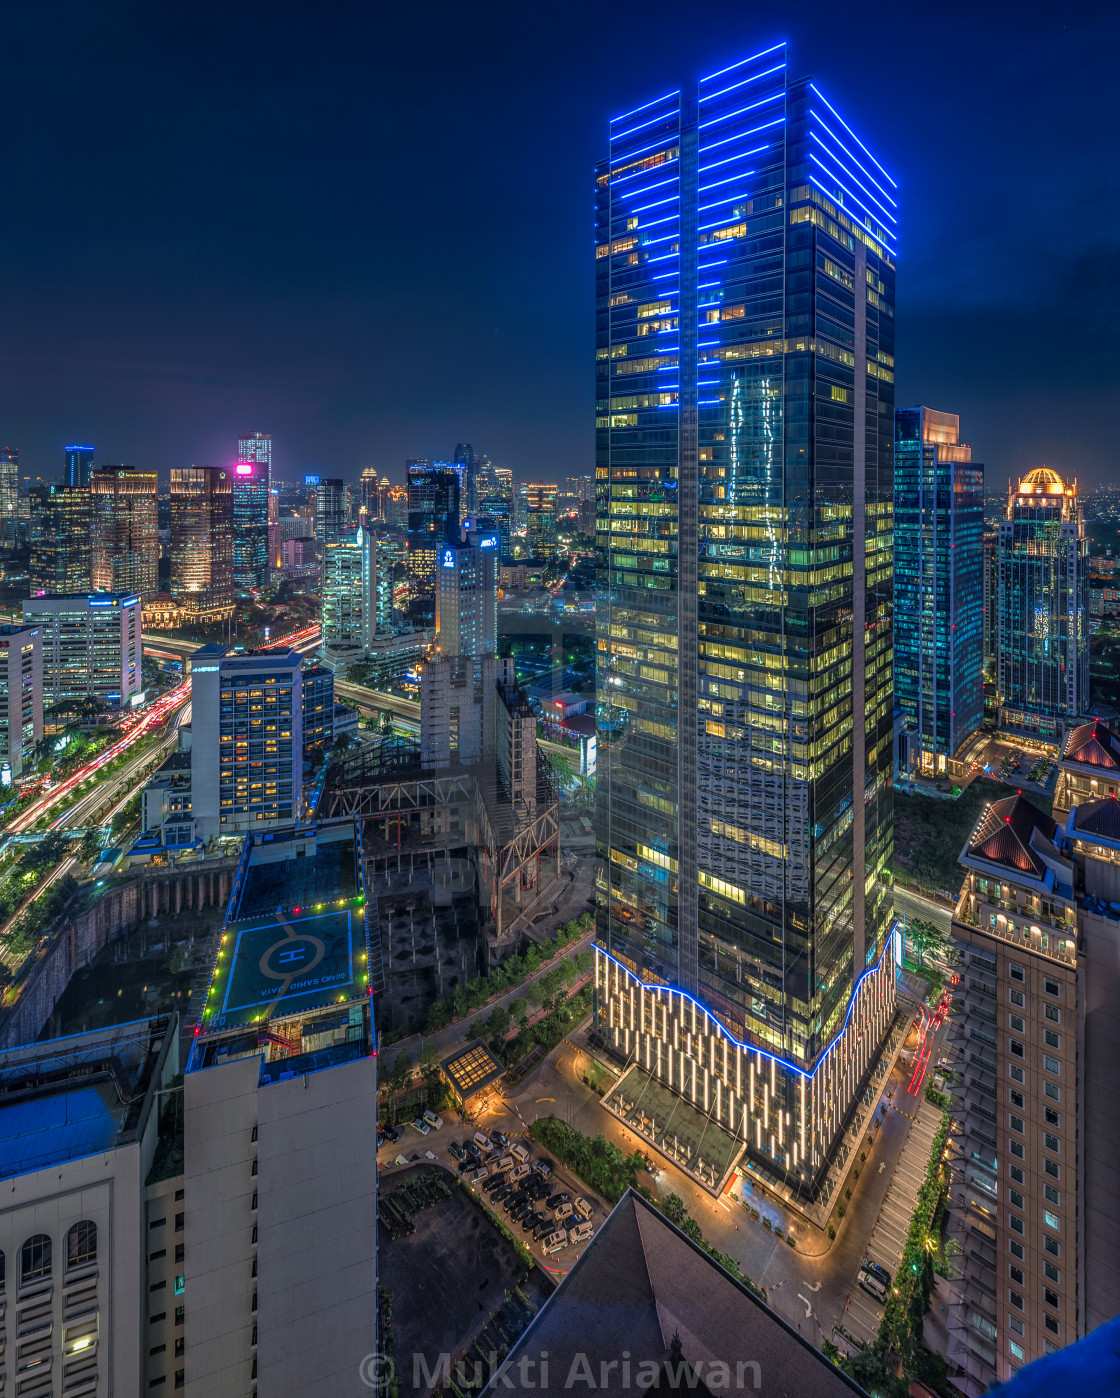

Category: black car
[509, 1202, 529, 1222]
[463, 1140, 481, 1158]
[491, 1130, 509, 1147]
[383, 1125, 400, 1144]
[448, 1142, 467, 1162]
[529, 1179, 550, 1200]
[861, 1260, 892, 1288]
[547, 1193, 570, 1210]
[534, 1218, 554, 1240]
[521, 1210, 540, 1233]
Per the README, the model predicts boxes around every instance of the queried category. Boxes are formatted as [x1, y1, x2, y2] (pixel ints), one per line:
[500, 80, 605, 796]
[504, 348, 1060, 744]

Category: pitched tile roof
[1062, 720, 1120, 772]
[486, 1190, 867, 1397]
[1072, 798, 1120, 842]
[968, 795, 1057, 878]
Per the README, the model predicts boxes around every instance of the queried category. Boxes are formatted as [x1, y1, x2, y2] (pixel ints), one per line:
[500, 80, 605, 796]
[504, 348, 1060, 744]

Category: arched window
[67, 1221, 97, 1269]
[20, 1235, 51, 1284]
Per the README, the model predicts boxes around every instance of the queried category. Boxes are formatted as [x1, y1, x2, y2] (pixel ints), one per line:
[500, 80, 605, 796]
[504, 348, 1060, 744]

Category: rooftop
[1019, 466, 1065, 495]
[486, 1189, 867, 1397]
[1069, 797, 1120, 843]
[441, 1038, 504, 1103]
[1062, 719, 1120, 773]
[964, 794, 1058, 879]
[0, 1016, 174, 1179]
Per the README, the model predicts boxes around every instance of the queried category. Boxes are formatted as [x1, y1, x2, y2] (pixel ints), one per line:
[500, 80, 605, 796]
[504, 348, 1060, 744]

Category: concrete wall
[0, 861, 236, 1049]
[256, 1053, 378, 1398]
[1078, 910, 1120, 1332]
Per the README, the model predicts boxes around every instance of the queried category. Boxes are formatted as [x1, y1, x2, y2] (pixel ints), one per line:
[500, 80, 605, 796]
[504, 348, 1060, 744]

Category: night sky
[3, 0, 1117, 489]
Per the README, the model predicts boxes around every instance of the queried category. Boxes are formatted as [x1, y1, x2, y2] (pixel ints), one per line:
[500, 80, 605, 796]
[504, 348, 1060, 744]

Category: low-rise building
[1053, 718, 1120, 813]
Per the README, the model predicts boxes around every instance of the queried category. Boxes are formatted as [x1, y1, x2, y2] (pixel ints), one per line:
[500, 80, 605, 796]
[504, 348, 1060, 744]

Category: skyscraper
[170, 466, 235, 620]
[29, 485, 91, 595]
[894, 407, 984, 778]
[232, 460, 270, 591]
[23, 592, 141, 713]
[64, 443, 95, 488]
[90, 464, 159, 599]
[454, 441, 477, 514]
[436, 526, 499, 660]
[525, 482, 559, 560]
[359, 466, 381, 523]
[594, 43, 897, 1189]
[314, 477, 348, 542]
[0, 445, 19, 544]
[0, 623, 43, 780]
[320, 526, 389, 668]
[997, 469, 1089, 743]
[380, 479, 408, 528]
[406, 463, 460, 613]
[236, 431, 271, 475]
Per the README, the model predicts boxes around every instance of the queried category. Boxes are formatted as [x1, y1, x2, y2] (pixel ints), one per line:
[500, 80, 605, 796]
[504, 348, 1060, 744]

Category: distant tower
[453, 442, 477, 515]
[64, 444, 95, 488]
[406, 465, 460, 618]
[29, 486, 91, 595]
[237, 433, 271, 478]
[0, 446, 19, 544]
[998, 468, 1089, 742]
[171, 467, 235, 619]
[232, 461, 270, 592]
[314, 478, 348, 543]
[90, 465, 159, 600]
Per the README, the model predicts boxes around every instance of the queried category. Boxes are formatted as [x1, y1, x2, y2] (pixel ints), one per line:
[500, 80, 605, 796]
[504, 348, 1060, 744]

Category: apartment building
[22, 592, 141, 714]
[0, 623, 42, 780]
[1052, 718, 1120, 814]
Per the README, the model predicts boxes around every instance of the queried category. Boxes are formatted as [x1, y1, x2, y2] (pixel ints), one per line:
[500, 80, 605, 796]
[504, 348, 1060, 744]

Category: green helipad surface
[202, 905, 369, 1031]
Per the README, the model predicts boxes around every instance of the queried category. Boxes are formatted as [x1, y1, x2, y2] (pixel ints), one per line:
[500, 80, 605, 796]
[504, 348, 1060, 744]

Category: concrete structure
[90, 464, 159, 601]
[302, 662, 335, 753]
[0, 622, 42, 781]
[184, 821, 378, 1397]
[998, 468, 1089, 743]
[141, 747, 196, 848]
[171, 466, 236, 621]
[22, 591, 141, 714]
[189, 645, 303, 837]
[29, 484, 91, 595]
[944, 791, 1120, 1389]
[0, 1016, 181, 1395]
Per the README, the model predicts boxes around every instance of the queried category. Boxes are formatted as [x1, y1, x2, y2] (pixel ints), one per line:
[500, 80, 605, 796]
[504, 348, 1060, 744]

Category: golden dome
[1020, 467, 1065, 495]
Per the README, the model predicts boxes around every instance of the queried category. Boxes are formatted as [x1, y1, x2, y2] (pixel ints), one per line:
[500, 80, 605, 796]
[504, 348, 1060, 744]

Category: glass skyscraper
[29, 485, 91, 596]
[232, 461, 270, 592]
[64, 444, 95, 488]
[594, 42, 897, 1190]
[997, 468, 1089, 742]
[90, 464, 159, 600]
[894, 407, 984, 777]
[171, 466, 235, 620]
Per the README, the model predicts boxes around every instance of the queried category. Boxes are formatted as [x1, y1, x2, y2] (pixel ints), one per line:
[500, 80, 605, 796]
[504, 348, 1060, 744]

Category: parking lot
[978, 736, 1058, 794]
[377, 1111, 608, 1274]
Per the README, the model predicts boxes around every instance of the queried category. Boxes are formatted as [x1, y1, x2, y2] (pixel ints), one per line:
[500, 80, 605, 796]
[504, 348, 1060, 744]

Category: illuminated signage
[304, 474, 321, 486]
[442, 549, 456, 568]
[235, 463, 254, 476]
[192, 665, 220, 674]
[478, 535, 498, 548]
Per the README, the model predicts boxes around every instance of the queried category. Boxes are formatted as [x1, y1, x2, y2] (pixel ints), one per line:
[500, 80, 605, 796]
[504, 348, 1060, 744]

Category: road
[894, 885, 954, 936]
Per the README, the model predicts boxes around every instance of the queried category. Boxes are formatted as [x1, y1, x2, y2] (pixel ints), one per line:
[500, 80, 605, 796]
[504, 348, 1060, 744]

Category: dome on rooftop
[1020, 467, 1065, 494]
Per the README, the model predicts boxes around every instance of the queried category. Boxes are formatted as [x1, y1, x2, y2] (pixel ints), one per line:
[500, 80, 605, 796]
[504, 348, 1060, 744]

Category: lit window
[1044, 1210, 1060, 1232]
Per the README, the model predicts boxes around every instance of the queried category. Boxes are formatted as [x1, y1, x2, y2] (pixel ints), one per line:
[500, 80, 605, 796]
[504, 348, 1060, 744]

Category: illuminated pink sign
[235, 463, 253, 475]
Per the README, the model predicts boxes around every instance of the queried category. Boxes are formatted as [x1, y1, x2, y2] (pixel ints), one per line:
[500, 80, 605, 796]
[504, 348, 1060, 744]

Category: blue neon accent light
[610, 88, 681, 127]
[700, 40, 786, 85]
[597, 926, 897, 1082]
[809, 176, 897, 255]
[698, 62, 786, 105]
[698, 94, 783, 132]
[809, 149, 897, 225]
[808, 118, 897, 208]
[64, 443, 95, 451]
[808, 83, 897, 186]
[612, 106, 680, 143]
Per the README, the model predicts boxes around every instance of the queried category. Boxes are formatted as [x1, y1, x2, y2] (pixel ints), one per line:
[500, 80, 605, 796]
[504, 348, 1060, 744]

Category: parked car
[573, 1196, 594, 1222]
[376, 1131, 386, 1149]
[547, 1193, 570, 1210]
[861, 1260, 892, 1288]
[470, 1166, 489, 1184]
[542, 1231, 569, 1255]
[521, 1209, 541, 1232]
[491, 1130, 509, 1147]
[533, 1159, 553, 1178]
[569, 1221, 593, 1245]
[510, 1142, 530, 1164]
[448, 1142, 467, 1162]
[423, 1110, 443, 1129]
[409, 1117, 430, 1135]
[858, 1270, 888, 1303]
[554, 1202, 574, 1221]
[383, 1125, 400, 1144]
[473, 1132, 493, 1151]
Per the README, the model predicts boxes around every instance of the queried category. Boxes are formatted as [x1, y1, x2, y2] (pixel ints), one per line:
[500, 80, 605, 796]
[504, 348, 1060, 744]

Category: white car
[409, 1117, 430, 1135]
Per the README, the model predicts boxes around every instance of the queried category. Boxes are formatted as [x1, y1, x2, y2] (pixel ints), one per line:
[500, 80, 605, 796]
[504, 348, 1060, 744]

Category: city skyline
[2, 2, 1116, 489]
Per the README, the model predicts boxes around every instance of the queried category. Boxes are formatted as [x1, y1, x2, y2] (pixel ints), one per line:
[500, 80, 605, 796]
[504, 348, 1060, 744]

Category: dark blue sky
[3, 0, 1117, 488]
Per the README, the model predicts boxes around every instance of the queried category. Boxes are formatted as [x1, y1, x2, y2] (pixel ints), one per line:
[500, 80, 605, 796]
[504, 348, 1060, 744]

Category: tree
[486, 1005, 511, 1041]
[907, 916, 948, 970]
[379, 709, 394, 735]
[389, 1049, 413, 1093]
[509, 998, 528, 1027]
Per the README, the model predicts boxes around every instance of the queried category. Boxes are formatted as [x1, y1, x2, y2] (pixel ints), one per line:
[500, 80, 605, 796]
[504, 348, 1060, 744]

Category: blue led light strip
[809, 155, 895, 237]
[610, 88, 681, 128]
[612, 105, 681, 143]
[699, 167, 757, 195]
[611, 156, 680, 187]
[610, 135, 681, 168]
[618, 174, 679, 202]
[700, 40, 786, 85]
[808, 83, 896, 186]
[809, 144, 897, 224]
[809, 118, 897, 208]
[699, 62, 786, 105]
[597, 929, 897, 1082]
[632, 195, 680, 213]
[698, 93, 783, 132]
[809, 176, 897, 256]
[699, 143, 769, 175]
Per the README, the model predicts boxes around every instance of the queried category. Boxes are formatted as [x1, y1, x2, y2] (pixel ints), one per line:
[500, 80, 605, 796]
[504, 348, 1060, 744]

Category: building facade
[594, 44, 897, 1190]
[22, 592, 142, 713]
[171, 466, 236, 620]
[314, 477, 348, 543]
[0, 445, 18, 544]
[407, 464, 460, 610]
[237, 431, 271, 473]
[231, 459, 270, 593]
[525, 482, 558, 560]
[29, 484, 91, 595]
[189, 644, 303, 837]
[64, 442, 95, 488]
[436, 527, 499, 660]
[0, 623, 43, 780]
[997, 469, 1089, 743]
[894, 407, 984, 776]
[90, 464, 159, 600]
[320, 527, 390, 668]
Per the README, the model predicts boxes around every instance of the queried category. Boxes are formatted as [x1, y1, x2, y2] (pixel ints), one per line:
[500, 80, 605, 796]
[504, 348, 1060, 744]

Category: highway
[893, 885, 954, 936]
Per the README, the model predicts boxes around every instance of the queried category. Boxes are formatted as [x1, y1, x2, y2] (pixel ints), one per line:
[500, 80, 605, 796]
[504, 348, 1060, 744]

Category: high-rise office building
[170, 466, 235, 620]
[946, 784, 1120, 1384]
[479, 494, 512, 559]
[894, 407, 984, 778]
[189, 644, 303, 836]
[407, 463, 460, 608]
[997, 469, 1089, 743]
[359, 466, 381, 523]
[90, 464, 159, 600]
[594, 43, 897, 1189]
[29, 485, 91, 595]
[381, 481, 408, 529]
[983, 528, 999, 681]
[0, 623, 43, 780]
[23, 592, 141, 713]
[525, 482, 559, 559]
[314, 477, 348, 542]
[320, 526, 390, 668]
[436, 526, 499, 660]
[454, 441, 477, 514]
[237, 430, 272, 474]
[0, 445, 19, 543]
[232, 459, 270, 591]
[64, 443, 95, 488]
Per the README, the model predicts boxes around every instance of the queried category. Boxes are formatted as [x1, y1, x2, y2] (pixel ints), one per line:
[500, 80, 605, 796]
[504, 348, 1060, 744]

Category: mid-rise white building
[22, 592, 141, 714]
[435, 527, 498, 661]
[0, 622, 42, 781]
[189, 645, 303, 838]
[320, 527, 393, 669]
